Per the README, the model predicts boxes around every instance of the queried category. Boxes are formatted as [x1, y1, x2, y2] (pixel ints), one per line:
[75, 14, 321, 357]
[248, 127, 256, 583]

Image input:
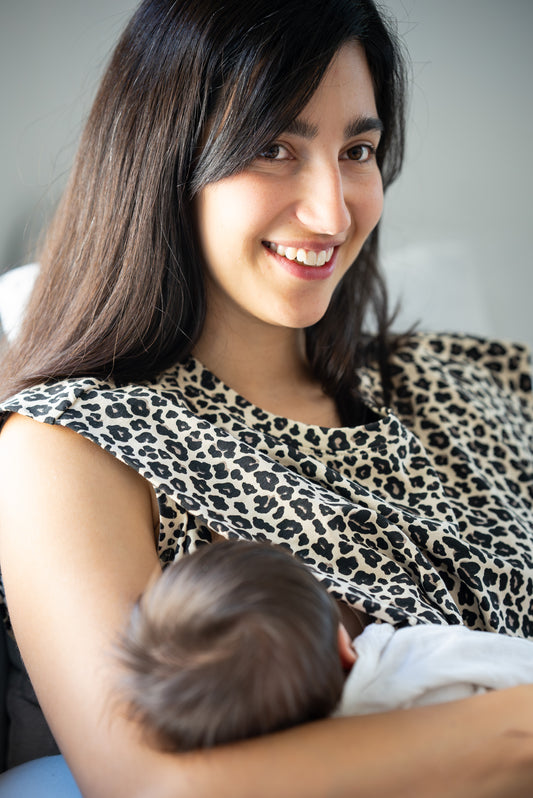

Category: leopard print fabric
[1, 333, 532, 635]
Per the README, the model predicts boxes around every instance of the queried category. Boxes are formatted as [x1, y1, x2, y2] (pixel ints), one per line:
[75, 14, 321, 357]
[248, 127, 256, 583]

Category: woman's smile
[263, 241, 338, 281]
[264, 241, 336, 267]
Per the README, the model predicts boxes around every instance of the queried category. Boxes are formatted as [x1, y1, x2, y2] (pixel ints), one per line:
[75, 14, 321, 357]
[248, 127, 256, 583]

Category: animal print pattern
[1, 333, 533, 636]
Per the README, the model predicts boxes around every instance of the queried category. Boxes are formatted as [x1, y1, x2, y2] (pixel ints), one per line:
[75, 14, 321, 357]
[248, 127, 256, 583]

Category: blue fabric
[0, 755, 82, 796]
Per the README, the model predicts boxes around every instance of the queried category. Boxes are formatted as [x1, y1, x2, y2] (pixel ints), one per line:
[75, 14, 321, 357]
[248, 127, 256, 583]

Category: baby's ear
[337, 623, 357, 671]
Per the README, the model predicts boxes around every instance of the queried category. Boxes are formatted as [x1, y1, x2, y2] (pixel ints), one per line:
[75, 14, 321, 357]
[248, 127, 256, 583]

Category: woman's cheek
[365, 173, 384, 229]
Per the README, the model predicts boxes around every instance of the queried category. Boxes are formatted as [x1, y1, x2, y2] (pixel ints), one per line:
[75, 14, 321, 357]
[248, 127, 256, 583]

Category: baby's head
[117, 539, 352, 751]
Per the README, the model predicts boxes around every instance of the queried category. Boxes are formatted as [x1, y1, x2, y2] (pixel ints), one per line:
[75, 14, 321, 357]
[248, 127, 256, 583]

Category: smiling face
[195, 42, 384, 342]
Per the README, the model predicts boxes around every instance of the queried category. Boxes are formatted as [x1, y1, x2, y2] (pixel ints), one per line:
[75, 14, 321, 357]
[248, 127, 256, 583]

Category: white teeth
[267, 242, 334, 267]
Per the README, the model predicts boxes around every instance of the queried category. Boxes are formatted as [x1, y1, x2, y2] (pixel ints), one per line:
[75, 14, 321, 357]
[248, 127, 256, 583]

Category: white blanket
[336, 622, 533, 716]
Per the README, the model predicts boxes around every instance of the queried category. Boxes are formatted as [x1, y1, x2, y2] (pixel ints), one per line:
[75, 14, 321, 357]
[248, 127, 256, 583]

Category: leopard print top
[2, 332, 533, 635]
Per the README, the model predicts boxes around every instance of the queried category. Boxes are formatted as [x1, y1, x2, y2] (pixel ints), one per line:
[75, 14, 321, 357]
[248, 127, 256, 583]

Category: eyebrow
[285, 115, 384, 140]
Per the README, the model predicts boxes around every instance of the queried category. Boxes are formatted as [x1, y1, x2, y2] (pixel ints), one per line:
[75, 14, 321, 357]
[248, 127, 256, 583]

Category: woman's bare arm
[0, 413, 532, 798]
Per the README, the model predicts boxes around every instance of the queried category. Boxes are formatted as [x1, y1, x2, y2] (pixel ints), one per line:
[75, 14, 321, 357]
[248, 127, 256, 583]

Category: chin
[278, 293, 335, 325]
[299, 306, 332, 328]
[276, 312, 329, 331]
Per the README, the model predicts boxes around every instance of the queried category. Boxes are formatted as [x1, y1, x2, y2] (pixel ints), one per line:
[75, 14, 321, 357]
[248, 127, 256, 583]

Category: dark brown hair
[117, 540, 344, 751]
[0, 0, 407, 419]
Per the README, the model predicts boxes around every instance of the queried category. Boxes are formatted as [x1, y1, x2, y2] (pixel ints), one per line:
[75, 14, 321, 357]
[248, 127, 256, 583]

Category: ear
[337, 623, 357, 671]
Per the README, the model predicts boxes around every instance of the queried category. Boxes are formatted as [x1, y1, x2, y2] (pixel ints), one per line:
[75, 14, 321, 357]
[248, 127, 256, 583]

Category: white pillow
[0, 263, 40, 341]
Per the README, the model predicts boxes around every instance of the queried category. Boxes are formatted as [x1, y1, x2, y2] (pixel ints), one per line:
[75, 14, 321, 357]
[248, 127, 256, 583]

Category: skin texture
[1, 43, 533, 798]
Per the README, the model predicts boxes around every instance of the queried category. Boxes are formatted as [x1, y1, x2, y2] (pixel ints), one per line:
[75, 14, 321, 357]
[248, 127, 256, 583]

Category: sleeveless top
[1, 332, 533, 636]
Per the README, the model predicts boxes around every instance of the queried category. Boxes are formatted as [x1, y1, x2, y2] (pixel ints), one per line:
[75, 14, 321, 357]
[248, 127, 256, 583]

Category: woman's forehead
[290, 43, 379, 129]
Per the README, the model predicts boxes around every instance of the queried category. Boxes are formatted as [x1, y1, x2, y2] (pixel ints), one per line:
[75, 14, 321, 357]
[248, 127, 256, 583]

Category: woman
[0, 0, 532, 796]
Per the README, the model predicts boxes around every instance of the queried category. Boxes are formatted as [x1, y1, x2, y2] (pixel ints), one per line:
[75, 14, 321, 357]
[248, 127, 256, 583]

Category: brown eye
[257, 143, 290, 161]
[259, 144, 281, 159]
[345, 144, 375, 162]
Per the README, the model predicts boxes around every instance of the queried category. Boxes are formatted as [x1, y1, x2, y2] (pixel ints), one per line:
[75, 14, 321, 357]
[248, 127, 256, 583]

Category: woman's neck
[193, 314, 341, 427]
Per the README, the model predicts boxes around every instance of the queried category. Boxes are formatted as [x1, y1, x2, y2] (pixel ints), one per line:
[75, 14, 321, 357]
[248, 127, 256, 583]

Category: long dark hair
[0, 0, 407, 417]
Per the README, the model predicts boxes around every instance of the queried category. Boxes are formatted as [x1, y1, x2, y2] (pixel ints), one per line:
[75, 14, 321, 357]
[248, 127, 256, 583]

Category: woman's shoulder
[0, 367, 195, 482]
[0, 409, 144, 485]
[0, 374, 114, 425]
[0, 365, 187, 425]
[390, 331, 532, 397]
[0, 374, 154, 480]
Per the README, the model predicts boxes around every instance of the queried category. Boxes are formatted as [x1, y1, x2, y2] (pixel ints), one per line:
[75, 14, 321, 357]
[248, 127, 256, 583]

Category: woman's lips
[263, 241, 338, 280]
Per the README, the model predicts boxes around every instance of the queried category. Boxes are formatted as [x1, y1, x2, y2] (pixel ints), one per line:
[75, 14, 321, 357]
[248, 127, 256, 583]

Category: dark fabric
[5, 636, 59, 769]
[0, 625, 7, 772]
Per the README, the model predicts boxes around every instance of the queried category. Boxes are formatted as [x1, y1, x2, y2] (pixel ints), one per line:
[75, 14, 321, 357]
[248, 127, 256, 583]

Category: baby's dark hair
[117, 540, 344, 751]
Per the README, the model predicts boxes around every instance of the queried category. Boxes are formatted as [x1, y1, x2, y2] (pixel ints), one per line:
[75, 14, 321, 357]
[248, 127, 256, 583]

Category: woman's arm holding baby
[0, 414, 532, 798]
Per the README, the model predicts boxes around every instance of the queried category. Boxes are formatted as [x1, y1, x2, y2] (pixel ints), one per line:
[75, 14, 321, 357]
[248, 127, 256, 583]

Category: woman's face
[195, 42, 384, 335]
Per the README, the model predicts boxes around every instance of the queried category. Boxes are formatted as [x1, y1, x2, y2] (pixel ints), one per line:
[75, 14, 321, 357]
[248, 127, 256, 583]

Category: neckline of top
[168, 355, 403, 453]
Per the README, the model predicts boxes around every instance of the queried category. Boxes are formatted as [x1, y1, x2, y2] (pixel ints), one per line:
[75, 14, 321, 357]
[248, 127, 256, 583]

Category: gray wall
[0, 1, 137, 267]
[1, 1, 532, 350]
[382, 0, 533, 351]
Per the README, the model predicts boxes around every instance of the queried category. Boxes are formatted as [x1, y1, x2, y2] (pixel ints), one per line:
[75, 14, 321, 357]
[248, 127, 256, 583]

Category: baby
[117, 540, 533, 752]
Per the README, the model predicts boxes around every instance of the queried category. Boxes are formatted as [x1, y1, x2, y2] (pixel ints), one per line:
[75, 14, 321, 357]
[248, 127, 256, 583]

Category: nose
[294, 161, 351, 237]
